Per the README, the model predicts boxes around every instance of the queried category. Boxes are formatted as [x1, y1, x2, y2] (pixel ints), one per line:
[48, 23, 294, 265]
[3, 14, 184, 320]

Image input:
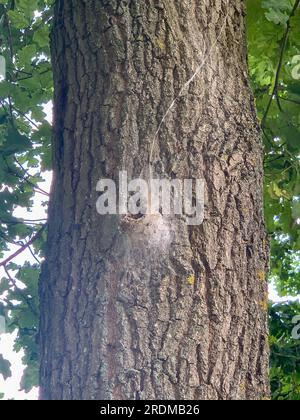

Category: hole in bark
[120, 214, 146, 226]
[127, 213, 145, 221]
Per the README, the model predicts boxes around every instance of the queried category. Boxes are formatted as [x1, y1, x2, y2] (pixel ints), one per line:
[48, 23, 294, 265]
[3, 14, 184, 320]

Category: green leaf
[265, 9, 289, 26]
[20, 361, 39, 393]
[7, 10, 29, 29]
[0, 355, 12, 380]
[292, 202, 300, 221]
[18, 45, 37, 67]
[3, 123, 31, 155]
[33, 25, 49, 48]
[16, 0, 39, 20]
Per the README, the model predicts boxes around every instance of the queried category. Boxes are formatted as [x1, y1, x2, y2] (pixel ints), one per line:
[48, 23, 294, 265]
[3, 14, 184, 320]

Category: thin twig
[2, 156, 50, 197]
[272, 352, 300, 361]
[16, 68, 51, 82]
[0, 224, 46, 268]
[22, 218, 48, 223]
[14, 158, 50, 196]
[28, 244, 41, 265]
[278, 95, 300, 106]
[10, 105, 40, 130]
[0, 219, 46, 227]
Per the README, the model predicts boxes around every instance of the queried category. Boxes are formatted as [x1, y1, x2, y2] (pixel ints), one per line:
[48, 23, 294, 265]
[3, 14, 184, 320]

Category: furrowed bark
[40, 0, 270, 400]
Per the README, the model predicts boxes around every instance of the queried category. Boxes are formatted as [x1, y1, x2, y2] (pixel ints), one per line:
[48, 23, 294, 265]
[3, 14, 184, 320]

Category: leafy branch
[0, 224, 46, 268]
[14, 158, 50, 197]
[2, 155, 50, 197]
[3, 265, 38, 318]
[261, 0, 300, 128]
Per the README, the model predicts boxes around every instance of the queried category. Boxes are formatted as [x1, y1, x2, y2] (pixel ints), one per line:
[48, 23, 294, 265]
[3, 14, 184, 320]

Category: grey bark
[39, 0, 270, 400]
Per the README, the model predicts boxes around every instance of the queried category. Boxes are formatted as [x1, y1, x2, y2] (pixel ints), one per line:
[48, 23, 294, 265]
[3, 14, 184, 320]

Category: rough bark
[40, 0, 270, 400]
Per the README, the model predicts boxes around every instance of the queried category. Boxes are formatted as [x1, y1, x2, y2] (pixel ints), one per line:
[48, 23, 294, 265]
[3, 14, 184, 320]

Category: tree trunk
[39, 0, 270, 400]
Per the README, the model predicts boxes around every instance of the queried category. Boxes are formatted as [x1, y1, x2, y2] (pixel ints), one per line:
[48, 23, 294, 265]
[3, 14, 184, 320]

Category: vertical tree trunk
[40, 0, 270, 400]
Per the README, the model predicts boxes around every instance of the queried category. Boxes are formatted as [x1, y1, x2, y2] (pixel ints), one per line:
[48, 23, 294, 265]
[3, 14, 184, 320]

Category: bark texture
[40, 0, 270, 400]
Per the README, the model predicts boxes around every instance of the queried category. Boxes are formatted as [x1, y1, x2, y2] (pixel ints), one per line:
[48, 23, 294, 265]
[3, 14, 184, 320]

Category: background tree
[247, 0, 300, 400]
[269, 302, 300, 400]
[0, 0, 299, 400]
